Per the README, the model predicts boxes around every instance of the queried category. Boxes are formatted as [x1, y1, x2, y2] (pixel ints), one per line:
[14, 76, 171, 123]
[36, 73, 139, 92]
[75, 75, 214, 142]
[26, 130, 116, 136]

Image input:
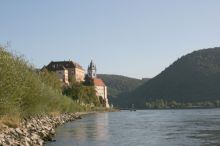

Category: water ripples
[47, 109, 220, 146]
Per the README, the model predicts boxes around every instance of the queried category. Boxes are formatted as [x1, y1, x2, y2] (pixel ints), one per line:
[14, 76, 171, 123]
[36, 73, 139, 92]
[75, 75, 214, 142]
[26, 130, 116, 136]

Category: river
[46, 109, 220, 146]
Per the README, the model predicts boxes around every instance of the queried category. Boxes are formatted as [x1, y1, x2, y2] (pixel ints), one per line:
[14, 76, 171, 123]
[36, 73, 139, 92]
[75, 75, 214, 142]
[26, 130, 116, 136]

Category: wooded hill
[97, 74, 149, 106]
[117, 47, 220, 108]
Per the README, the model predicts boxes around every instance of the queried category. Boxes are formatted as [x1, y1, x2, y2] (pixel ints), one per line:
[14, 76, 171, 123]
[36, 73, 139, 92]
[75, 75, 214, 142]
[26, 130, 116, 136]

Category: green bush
[0, 46, 84, 118]
[63, 80, 100, 106]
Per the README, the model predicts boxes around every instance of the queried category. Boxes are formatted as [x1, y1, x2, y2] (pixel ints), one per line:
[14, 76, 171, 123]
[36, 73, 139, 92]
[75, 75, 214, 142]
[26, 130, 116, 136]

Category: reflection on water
[47, 109, 220, 146]
[47, 113, 109, 146]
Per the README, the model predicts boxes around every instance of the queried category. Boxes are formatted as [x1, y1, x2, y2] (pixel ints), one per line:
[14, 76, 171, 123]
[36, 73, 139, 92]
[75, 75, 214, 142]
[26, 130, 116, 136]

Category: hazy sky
[1, 0, 220, 78]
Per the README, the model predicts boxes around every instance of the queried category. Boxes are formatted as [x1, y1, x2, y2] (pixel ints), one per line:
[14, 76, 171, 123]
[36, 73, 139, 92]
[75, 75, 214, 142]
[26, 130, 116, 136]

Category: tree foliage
[63, 80, 100, 106]
[117, 47, 220, 108]
[97, 74, 148, 105]
[0, 46, 85, 118]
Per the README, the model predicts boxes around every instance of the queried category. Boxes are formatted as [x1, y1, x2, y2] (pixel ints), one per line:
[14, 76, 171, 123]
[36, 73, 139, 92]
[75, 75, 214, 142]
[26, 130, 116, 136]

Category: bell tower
[87, 60, 97, 79]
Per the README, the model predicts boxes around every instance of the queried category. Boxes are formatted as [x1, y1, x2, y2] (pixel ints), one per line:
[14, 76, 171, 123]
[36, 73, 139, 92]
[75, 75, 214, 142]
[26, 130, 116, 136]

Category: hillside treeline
[119, 48, 220, 108]
[97, 74, 148, 105]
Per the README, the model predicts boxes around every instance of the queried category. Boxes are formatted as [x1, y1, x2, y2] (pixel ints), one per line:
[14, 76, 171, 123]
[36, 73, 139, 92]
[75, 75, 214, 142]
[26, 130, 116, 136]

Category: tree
[62, 81, 100, 106]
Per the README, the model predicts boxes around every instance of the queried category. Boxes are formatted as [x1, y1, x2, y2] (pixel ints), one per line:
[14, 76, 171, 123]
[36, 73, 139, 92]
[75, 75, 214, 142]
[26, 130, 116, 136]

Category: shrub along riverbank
[0, 46, 102, 126]
[0, 45, 114, 145]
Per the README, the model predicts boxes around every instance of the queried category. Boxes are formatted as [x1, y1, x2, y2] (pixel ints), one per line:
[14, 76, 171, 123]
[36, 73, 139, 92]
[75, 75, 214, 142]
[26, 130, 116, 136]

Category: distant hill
[97, 74, 149, 105]
[119, 47, 220, 108]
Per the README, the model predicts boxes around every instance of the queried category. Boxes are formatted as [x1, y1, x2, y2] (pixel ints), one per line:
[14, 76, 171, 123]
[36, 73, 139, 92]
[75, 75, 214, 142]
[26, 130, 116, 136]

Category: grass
[0, 114, 20, 128]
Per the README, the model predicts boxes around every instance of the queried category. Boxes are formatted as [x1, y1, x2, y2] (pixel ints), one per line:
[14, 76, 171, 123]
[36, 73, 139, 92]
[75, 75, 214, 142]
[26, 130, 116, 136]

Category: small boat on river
[130, 104, 136, 111]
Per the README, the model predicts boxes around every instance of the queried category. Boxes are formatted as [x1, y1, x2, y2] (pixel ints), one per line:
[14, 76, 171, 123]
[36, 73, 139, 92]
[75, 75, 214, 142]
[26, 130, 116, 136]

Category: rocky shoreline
[0, 113, 82, 146]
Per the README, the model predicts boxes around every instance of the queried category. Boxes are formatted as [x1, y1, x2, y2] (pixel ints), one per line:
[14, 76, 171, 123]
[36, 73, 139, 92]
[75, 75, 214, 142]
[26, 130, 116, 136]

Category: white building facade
[87, 60, 110, 108]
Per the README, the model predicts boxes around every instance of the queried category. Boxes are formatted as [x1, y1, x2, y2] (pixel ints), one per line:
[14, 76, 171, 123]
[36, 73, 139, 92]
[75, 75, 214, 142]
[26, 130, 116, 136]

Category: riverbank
[0, 113, 85, 146]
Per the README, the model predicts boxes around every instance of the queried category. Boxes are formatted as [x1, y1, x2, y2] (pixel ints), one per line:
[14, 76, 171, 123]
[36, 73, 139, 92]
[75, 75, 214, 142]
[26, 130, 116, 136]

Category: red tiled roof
[93, 78, 106, 86]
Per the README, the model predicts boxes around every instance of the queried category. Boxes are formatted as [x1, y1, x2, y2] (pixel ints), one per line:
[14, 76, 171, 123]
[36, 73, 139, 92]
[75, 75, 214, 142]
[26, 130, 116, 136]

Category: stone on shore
[0, 113, 81, 146]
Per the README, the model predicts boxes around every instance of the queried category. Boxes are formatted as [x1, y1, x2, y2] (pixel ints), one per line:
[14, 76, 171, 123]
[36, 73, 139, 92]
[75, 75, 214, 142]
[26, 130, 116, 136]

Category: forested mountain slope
[119, 48, 220, 108]
[97, 74, 148, 105]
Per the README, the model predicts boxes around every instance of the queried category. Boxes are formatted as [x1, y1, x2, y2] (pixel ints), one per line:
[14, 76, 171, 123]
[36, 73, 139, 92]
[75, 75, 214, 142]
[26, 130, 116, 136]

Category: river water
[46, 109, 220, 146]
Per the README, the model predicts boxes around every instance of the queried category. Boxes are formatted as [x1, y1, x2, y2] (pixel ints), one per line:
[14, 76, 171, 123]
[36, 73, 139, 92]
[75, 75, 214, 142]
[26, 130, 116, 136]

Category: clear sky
[1, 0, 220, 79]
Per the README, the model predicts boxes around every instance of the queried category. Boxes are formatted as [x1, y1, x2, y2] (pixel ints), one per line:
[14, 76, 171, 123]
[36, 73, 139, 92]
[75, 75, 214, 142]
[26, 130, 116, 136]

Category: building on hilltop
[42, 60, 109, 108]
[86, 60, 109, 108]
[44, 61, 85, 84]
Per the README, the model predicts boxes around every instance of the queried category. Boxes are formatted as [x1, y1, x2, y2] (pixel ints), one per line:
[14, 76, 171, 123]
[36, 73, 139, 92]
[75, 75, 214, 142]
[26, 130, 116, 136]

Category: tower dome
[87, 60, 97, 78]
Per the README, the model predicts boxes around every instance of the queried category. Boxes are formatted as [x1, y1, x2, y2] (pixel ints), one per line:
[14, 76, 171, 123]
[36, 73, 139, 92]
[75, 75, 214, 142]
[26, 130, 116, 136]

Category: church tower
[86, 60, 110, 108]
[87, 60, 97, 79]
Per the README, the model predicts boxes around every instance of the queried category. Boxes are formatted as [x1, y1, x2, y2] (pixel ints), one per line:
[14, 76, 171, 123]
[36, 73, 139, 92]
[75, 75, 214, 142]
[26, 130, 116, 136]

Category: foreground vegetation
[0, 46, 101, 125]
